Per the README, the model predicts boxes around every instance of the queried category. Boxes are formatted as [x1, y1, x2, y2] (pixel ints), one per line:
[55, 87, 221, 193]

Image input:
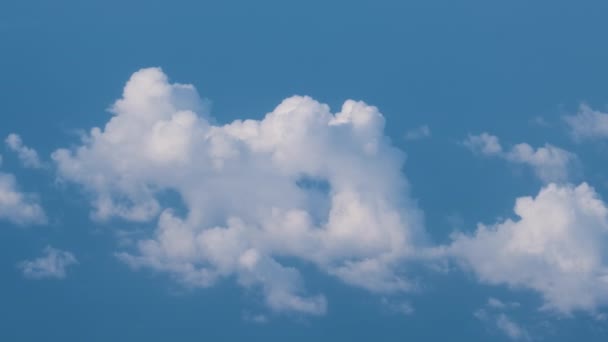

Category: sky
[1, 0, 608, 340]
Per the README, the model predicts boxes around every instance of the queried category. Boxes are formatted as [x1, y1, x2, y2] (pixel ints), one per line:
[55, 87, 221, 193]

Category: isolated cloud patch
[464, 133, 577, 183]
[564, 104, 608, 140]
[450, 183, 608, 314]
[475, 309, 530, 341]
[404, 124, 431, 141]
[0, 171, 46, 225]
[18, 246, 77, 279]
[5, 133, 43, 169]
[53, 68, 426, 315]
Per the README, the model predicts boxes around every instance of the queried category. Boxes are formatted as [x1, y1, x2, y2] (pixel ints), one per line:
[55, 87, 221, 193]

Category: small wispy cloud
[0, 172, 47, 225]
[18, 246, 78, 279]
[495, 314, 530, 341]
[242, 311, 269, 324]
[563, 104, 608, 141]
[475, 304, 530, 341]
[5, 133, 43, 169]
[487, 297, 520, 310]
[464, 132, 577, 183]
[404, 125, 431, 141]
[381, 297, 414, 316]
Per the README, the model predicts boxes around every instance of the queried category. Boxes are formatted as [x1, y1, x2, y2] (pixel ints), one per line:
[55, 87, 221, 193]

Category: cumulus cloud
[450, 183, 608, 314]
[404, 125, 431, 141]
[0, 172, 46, 225]
[464, 133, 577, 183]
[5, 133, 43, 168]
[53, 67, 426, 315]
[564, 104, 608, 140]
[18, 246, 77, 279]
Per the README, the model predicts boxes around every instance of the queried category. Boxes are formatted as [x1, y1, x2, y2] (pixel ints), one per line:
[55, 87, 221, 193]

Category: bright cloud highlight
[52, 67, 427, 315]
[450, 183, 608, 314]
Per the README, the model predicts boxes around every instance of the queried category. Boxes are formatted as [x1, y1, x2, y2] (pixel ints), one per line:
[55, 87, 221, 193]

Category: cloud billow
[450, 183, 608, 314]
[52, 68, 427, 315]
[50, 67, 608, 319]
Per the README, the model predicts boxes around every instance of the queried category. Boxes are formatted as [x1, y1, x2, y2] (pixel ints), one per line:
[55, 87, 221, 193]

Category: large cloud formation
[450, 183, 608, 314]
[52, 68, 426, 315]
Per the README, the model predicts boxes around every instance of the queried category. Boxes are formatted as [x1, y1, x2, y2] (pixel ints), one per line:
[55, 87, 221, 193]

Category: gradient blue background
[1, 0, 607, 340]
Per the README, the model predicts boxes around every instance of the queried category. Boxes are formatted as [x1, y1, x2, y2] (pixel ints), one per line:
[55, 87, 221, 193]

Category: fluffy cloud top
[464, 133, 577, 183]
[450, 183, 608, 314]
[5, 133, 43, 168]
[53, 68, 426, 315]
[564, 104, 608, 140]
[0, 172, 46, 225]
[18, 246, 77, 279]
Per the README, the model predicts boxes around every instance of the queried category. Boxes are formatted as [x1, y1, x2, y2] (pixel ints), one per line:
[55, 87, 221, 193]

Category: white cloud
[487, 297, 506, 309]
[487, 297, 520, 310]
[18, 246, 77, 279]
[564, 104, 608, 140]
[5, 133, 43, 169]
[450, 183, 608, 314]
[495, 314, 530, 341]
[53, 67, 426, 315]
[464, 133, 577, 183]
[404, 124, 431, 141]
[242, 312, 269, 324]
[381, 297, 414, 316]
[464, 132, 503, 156]
[475, 299, 530, 341]
[0, 172, 46, 225]
[505, 143, 577, 183]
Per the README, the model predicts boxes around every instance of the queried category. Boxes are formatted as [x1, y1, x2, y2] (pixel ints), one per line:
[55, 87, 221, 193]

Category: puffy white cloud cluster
[5, 133, 43, 169]
[18, 246, 77, 279]
[0, 171, 46, 225]
[52, 68, 426, 315]
[450, 183, 608, 314]
[564, 104, 608, 140]
[464, 133, 577, 183]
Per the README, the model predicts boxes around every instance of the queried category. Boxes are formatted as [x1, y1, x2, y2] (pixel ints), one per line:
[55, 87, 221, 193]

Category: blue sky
[2, 0, 608, 340]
